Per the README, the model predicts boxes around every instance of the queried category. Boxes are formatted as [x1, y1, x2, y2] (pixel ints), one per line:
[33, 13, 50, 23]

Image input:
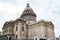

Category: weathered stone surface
[2, 3, 55, 40]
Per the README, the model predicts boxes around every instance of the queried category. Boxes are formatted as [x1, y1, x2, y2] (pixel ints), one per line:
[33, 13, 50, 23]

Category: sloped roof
[20, 3, 36, 17]
[2, 18, 26, 29]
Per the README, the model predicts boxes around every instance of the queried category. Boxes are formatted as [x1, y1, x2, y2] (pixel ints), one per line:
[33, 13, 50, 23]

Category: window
[22, 26, 24, 31]
[16, 35, 18, 39]
[29, 15, 31, 20]
[26, 24, 28, 29]
[35, 38, 37, 40]
[28, 15, 31, 20]
[29, 11, 30, 13]
[27, 11, 28, 13]
[45, 35, 46, 37]
[9, 37, 11, 40]
[30, 16, 31, 20]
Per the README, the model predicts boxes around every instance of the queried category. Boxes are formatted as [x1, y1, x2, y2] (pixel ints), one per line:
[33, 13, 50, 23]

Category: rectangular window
[16, 35, 18, 39]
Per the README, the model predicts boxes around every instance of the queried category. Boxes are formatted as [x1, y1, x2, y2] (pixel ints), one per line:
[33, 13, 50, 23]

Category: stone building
[2, 3, 55, 40]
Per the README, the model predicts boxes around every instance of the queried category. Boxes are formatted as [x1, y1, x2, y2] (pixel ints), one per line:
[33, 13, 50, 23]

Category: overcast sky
[0, 0, 60, 37]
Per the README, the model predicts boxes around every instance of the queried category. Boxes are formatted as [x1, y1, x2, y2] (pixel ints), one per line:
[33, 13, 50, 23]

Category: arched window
[22, 26, 24, 31]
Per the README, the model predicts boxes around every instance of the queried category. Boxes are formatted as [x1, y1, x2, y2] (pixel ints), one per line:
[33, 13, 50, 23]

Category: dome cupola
[20, 3, 36, 24]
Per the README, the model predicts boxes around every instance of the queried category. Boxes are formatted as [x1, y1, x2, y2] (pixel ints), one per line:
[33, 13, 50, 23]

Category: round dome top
[25, 3, 32, 10]
[20, 3, 36, 17]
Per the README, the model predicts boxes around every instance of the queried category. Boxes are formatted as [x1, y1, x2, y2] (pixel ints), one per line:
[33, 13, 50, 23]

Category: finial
[27, 1, 29, 7]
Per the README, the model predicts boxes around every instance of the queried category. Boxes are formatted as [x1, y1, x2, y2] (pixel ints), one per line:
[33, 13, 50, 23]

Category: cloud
[0, 1, 19, 31]
[0, 0, 17, 4]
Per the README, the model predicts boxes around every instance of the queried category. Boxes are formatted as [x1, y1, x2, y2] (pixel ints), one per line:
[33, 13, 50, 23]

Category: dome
[20, 3, 36, 24]
[20, 3, 36, 17]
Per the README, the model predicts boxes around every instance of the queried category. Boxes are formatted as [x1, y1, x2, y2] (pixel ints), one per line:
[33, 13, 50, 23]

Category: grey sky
[0, 0, 60, 37]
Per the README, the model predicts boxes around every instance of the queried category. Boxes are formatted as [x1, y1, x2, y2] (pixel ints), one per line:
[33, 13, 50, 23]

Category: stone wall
[28, 20, 55, 40]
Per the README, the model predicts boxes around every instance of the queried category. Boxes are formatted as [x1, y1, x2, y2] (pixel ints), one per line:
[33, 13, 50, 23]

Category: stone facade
[27, 20, 55, 40]
[2, 3, 55, 40]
